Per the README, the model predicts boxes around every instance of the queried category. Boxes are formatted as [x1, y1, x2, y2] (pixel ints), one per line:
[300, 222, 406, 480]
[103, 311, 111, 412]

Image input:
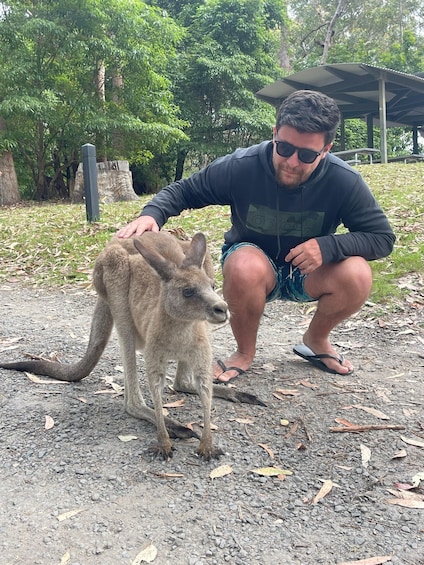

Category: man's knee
[306, 257, 372, 299]
[223, 247, 275, 288]
[341, 257, 372, 294]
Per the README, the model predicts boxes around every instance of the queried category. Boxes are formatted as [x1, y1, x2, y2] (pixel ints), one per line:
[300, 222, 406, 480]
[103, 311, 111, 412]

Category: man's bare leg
[303, 256, 372, 374]
[213, 246, 276, 382]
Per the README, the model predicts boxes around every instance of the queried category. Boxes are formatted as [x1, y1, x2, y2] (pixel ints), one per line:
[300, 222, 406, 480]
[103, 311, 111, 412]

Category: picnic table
[332, 148, 380, 165]
[386, 154, 424, 163]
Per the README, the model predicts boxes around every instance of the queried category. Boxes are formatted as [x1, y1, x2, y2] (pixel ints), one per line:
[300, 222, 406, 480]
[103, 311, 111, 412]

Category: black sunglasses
[274, 139, 326, 164]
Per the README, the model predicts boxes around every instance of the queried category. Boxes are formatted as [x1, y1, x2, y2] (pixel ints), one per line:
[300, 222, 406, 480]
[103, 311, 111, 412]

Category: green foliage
[160, 0, 285, 170]
[0, 0, 185, 199]
[287, 0, 424, 73]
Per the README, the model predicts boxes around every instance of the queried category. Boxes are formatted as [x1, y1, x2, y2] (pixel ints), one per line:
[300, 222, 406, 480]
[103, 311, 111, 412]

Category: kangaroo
[0, 231, 264, 460]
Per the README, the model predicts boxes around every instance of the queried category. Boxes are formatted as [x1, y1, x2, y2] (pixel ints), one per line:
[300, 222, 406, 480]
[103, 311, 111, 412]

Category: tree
[0, 0, 186, 199]
[0, 118, 20, 206]
[149, 0, 286, 179]
[286, 0, 424, 72]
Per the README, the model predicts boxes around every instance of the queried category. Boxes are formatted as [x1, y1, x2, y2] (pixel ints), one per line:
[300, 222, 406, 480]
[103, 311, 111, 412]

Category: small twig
[329, 424, 406, 433]
[316, 388, 368, 396]
[299, 417, 312, 442]
[284, 419, 299, 439]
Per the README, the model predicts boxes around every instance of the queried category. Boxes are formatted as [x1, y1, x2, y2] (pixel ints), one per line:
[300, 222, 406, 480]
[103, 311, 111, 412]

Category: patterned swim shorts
[221, 242, 316, 303]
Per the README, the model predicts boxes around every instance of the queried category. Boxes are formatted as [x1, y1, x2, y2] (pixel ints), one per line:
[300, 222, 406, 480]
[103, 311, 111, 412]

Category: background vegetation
[0, 0, 423, 200]
[0, 163, 422, 312]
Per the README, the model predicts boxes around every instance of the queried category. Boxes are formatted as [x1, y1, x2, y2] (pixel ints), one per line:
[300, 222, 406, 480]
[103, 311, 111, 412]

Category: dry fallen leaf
[412, 471, 424, 487]
[45, 415, 55, 430]
[76, 396, 88, 404]
[299, 379, 319, 389]
[210, 464, 233, 479]
[386, 498, 424, 509]
[274, 388, 300, 396]
[386, 488, 424, 501]
[401, 435, 424, 448]
[337, 556, 393, 565]
[60, 550, 71, 565]
[153, 472, 184, 479]
[118, 435, 138, 442]
[163, 398, 185, 408]
[360, 444, 371, 468]
[231, 417, 254, 425]
[258, 443, 275, 459]
[250, 467, 293, 477]
[57, 508, 85, 522]
[390, 449, 407, 459]
[132, 543, 158, 564]
[262, 362, 277, 371]
[334, 417, 355, 427]
[196, 421, 219, 430]
[354, 405, 390, 420]
[312, 479, 333, 504]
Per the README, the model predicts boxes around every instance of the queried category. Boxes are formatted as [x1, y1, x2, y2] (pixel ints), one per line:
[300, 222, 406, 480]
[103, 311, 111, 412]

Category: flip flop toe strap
[308, 352, 344, 365]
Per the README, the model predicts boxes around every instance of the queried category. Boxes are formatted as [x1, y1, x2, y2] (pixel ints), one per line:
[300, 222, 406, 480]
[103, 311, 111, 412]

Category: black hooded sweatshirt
[140, 141, 395, 267]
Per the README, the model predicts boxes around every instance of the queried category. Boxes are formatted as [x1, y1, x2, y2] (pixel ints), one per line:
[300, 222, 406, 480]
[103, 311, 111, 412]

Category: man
[118, 90, 395, 381]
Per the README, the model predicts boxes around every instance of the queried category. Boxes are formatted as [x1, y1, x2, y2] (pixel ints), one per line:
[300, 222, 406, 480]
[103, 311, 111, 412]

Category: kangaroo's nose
[212, 301, 229, 322]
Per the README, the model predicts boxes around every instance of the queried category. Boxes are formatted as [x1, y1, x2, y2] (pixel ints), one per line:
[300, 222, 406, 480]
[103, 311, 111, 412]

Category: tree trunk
[0, 117, 20, 206]
[95, 60, 108, 162]
[112, 70, 124, 157]
[175, 148, 188, 181]
[321, 0, 345, 65]
[33, 120, 48, 200]
[0, 150, 21, 206]
[279, 23, 292, 72]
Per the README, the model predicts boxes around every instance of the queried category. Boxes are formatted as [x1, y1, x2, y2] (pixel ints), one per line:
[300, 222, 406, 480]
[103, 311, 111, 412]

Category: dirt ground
[0, 280, 423, 565]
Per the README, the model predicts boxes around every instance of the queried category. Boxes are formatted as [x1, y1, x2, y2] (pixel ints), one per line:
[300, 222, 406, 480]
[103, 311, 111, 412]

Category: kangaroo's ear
[181, 232, 207, 269]
[133, 239, 176, 281]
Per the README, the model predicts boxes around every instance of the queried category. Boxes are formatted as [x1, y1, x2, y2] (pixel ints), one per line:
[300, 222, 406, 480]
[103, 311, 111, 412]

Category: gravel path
[0, 282, 423, 565]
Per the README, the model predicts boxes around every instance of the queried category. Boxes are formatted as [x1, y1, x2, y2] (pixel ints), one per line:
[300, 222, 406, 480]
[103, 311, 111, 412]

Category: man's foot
[213, 353, 253, 383]
[296, 338, 353, 375]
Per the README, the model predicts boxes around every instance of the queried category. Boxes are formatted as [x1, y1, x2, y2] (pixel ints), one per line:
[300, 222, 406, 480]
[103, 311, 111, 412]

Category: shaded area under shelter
[256, 63, 424, 164]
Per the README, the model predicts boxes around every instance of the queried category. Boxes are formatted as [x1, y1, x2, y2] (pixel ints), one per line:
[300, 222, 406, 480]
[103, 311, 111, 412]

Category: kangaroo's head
[133, 232, 229, 324]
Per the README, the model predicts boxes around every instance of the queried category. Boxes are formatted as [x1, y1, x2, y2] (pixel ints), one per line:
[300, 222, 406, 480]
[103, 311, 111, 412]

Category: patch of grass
[0, 163, 422, 309]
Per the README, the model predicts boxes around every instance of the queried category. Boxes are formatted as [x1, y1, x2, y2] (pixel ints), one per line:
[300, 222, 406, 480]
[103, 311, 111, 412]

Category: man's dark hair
[276, 90, 341, 145]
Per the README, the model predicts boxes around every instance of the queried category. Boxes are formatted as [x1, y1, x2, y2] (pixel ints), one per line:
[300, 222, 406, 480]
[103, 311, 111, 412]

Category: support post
[378, 75, 388, 164]
[81, 143, 100, 222]
[366, 114, 374, 148]
[412, 125, 419, 155]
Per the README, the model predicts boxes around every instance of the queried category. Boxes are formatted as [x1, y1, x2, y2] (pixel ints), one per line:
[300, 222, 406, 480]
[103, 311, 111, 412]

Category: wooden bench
[333, 148, 380, 164]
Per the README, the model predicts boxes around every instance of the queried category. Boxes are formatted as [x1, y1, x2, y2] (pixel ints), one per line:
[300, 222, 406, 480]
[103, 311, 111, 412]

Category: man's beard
[274, 165, 304, 189]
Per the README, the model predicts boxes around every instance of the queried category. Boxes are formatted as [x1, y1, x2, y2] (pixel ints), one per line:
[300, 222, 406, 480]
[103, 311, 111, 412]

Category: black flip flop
[214, 359, 246, 383]
[293, 344, 353, 375]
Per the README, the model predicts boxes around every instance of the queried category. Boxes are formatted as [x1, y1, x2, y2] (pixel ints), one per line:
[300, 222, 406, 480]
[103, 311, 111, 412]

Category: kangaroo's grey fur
[0, 231, 264, 460]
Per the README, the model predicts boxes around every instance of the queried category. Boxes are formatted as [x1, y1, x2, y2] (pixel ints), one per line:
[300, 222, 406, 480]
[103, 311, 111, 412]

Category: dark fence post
[81, 143, 100, 222]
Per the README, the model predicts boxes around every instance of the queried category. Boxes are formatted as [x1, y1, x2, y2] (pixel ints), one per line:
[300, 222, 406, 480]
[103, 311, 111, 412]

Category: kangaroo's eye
[183, 288, 195, 298]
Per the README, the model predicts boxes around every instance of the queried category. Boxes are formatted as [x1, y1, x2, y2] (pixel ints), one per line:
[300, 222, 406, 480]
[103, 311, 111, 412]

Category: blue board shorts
[221, 242, 317, 303]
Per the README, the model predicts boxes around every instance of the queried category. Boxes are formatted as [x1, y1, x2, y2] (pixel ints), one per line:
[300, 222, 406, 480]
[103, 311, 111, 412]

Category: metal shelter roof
[256, 63, 424, 163]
